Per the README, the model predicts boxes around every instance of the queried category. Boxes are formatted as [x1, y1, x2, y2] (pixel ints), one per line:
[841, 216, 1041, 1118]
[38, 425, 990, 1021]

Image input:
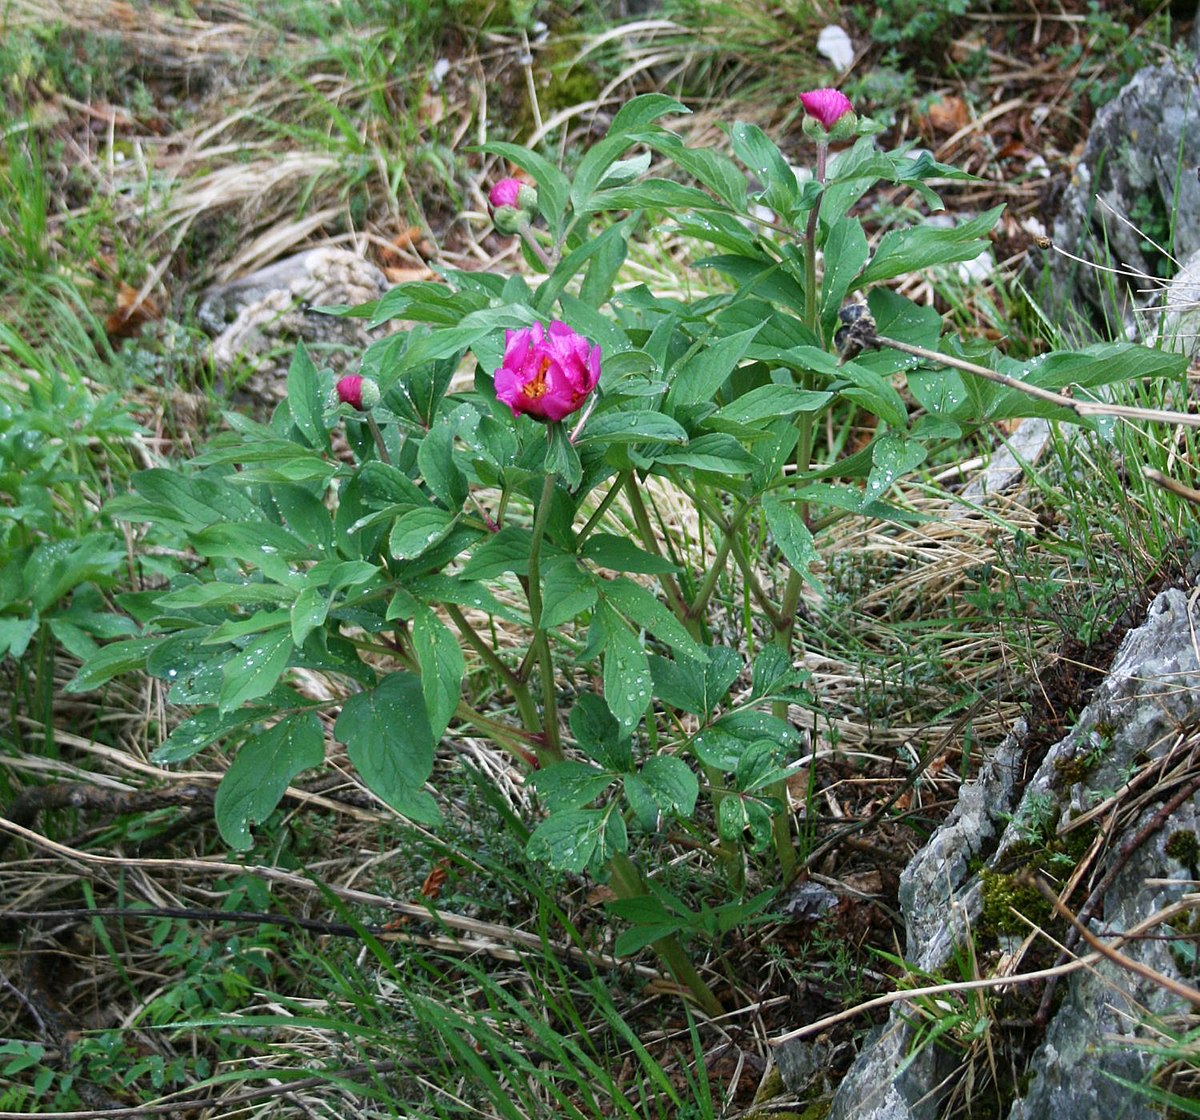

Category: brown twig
[1030, 873, 1200, 1008]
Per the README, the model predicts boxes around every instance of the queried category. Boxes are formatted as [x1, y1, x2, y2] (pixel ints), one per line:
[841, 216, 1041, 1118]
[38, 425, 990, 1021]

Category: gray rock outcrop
[1041, 61, 1200, 340]
[785, 581, 1200, 1119]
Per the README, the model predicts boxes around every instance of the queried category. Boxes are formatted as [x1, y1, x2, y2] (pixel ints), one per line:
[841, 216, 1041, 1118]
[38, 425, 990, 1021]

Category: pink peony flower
[494, 321, 601, 424]
[335, 374, 380, 410]
[489, 178, 524, 210]
[799, 88, 854, 131]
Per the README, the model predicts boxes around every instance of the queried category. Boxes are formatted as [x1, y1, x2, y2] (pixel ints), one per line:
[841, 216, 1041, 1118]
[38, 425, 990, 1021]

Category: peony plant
[70, 91, 1186, 1015]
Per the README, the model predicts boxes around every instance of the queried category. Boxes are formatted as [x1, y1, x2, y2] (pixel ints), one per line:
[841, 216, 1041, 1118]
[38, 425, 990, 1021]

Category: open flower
[334, 374, 380, 411]
[494, 321, 601, 423]
[796, 89, 854, 139]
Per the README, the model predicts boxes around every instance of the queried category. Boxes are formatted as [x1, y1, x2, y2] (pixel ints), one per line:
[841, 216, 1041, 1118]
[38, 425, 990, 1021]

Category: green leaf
[581, 179, 725, 215]
[569, 692, 631, 771]
[118, 469, 254, 534]
[718, 792, 776, 851]
[820, 218, 870, 329]
[412, 604, 464, 740]
[532, 760, 617, 811]
[572, 410, 688, 445]
[865, 434, 926, 503]
[637, 755, 698, 818]
[730, 122, 800, 216]
[762, 497, 820, 587]
[666, 326, 761, 410]
[545, 421, 583, 491]
[649, 645, 741, 718]
[286, 344, 329, 451]
[599, 602, 652, 732]
[653, 432, 759, 474]
[66, 638, 157, 693]
[647, 136, 748, 210]
[609, 93, 688, 133]
[525, 807, 627, 873]
[152, 707, 265, 765]
[219, 628, 293, 713]
[417, 411, 468, 510]
[215, 713, 324, 850]
[858, 206, 1003, 285]
[290, 585, 329, 646]
[580, 534, 679, 574]
[836, 359, 909, 429]
[713, 384, 832, 426]
[335, 672, 439, 824]
[735, 739, 796, 792]
[389, 508, 457, 561]
[540, 557, 599, 629]
[750, 645, 809, 701]
[602, 577, 705, 663]
[459, 526, 533, 580]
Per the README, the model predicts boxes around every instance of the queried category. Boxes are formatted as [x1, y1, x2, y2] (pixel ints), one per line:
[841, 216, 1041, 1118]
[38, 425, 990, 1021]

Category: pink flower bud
[493, 321, 601, 424]
[799, 88, 854, 131]
[335, 374, 380, 411]
[489, 178, 524, 210]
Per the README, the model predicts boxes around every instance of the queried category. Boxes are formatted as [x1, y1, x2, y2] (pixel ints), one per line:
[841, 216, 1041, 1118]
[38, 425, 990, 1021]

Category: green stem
[576, 470, 629, 546]
[526, 469, 563, 763]
[765, 141, 829, 885]
[623, 474, 694, 635]
[686, 496, 753, 623]
[443, 602, 542, 737]
[366, 413, 391, 465]
[608, 852, 725, 1019]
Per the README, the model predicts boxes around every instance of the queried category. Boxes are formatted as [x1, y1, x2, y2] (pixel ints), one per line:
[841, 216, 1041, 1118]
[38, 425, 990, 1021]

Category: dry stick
[771, 890, 1193, 1046]
[0, 817, 657, 979]
[1033, 770, 1200, 1025]
[1030, 874, 1200, 1008]
[872, 334, 1200, 429]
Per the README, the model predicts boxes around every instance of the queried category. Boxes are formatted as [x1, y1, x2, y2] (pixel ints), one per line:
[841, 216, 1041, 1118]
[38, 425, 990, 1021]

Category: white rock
[816, 25, 855, 71]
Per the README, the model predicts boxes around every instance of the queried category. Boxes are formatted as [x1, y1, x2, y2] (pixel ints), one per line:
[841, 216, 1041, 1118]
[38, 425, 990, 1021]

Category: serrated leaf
[215, 713, 324, 850]
[335, 672, 438, 823]
[412, 604, 463, 739]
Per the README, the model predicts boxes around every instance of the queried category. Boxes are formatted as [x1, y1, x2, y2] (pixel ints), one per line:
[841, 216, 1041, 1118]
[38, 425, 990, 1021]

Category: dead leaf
[104, 282, 160, 340]
[927, 95, 969, 135]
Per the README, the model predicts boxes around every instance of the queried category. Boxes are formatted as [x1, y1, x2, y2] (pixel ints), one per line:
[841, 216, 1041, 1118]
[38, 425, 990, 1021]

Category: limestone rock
[821, 582, 1200, 1119]
[197, 247, 389, 407]
[1041, 61, 1200, 339]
